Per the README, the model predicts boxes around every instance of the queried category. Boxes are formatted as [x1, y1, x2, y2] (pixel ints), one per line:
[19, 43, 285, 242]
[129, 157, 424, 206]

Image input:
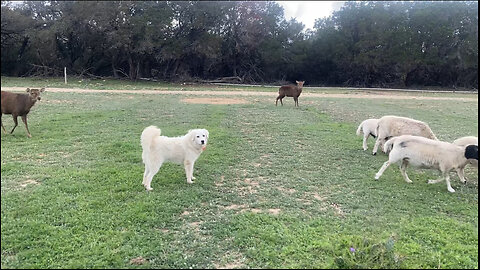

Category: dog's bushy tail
[383, 136, 397, 154]
[141, 125, 161, 151]
[356, 121, 363, 136]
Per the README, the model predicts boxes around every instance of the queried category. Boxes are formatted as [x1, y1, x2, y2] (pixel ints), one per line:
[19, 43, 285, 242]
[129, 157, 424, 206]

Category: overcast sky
[277, 1, 345, 30]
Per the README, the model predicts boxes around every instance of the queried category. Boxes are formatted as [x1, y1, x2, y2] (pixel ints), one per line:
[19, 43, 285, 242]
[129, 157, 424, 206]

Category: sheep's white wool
[375, 135, 474, 193]
[372, 115, 437, 155]
[356, 118, 379, 151]
[453, 136, 478, 148]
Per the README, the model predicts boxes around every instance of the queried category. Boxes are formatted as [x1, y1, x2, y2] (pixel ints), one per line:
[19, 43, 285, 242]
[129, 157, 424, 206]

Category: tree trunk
[135, 60, 141, 81]
[143, 59, 152, 78]
[112, 55, 119, 78]
[128, 54, 136, 80]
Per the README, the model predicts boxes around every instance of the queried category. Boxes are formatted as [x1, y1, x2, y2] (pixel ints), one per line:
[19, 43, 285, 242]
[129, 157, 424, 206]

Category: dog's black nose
[201, 140, 205, 144]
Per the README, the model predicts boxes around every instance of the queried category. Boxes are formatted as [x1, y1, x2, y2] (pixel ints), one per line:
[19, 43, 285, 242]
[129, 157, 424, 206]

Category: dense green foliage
[1, 1, 478, 88]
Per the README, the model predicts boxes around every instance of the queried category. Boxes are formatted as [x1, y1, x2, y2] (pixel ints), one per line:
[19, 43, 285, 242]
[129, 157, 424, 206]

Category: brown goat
[1, 88, 45, 137]
[276, 81, 305, 107]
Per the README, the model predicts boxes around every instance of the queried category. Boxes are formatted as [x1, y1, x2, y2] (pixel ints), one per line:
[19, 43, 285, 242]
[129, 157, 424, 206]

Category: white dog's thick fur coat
[141, 125, 209, 191]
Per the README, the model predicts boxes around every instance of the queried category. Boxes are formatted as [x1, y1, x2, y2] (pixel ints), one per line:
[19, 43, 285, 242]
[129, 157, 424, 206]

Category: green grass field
[1, 77, 478, 268]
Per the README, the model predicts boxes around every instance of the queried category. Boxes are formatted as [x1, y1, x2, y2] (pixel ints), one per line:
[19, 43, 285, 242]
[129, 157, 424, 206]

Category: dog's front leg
[184, 160, 195, 184]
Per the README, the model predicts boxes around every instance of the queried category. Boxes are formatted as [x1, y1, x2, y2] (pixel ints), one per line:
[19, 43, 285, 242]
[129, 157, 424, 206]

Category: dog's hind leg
[142, 164, 150, 186]
[184, 160, 195, 184]
[144, 162, 162, 191]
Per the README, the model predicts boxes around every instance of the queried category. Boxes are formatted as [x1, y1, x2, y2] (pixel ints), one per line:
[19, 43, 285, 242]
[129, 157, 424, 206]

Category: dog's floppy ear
[188, 130, 196, 141]
[205, 129, 209, 138]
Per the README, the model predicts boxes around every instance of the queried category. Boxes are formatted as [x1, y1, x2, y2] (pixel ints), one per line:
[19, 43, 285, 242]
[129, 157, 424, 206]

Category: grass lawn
[1, 77, 478, 268]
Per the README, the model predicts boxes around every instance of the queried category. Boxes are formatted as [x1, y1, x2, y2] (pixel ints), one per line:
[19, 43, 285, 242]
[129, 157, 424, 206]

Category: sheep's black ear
[465, 145, 479, 160]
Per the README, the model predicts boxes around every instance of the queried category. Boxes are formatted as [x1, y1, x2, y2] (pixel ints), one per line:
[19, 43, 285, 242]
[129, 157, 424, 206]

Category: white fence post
[64, 67, 67, 84]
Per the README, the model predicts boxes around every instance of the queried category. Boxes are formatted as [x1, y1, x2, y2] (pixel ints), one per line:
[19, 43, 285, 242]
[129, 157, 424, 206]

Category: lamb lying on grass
[356, 118, 379, 151]
[374, 135, 478, 193]
[372, 115, 438, 155]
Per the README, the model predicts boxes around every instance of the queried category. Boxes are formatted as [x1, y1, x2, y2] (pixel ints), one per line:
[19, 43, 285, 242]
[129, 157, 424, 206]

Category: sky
[277, 1, 345, 30]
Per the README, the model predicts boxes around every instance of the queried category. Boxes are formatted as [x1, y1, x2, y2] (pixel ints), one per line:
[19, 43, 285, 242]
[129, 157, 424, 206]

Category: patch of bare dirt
[129, 256, 148, 265]
[224, 204, 248, 210]
[181, 97, 248, 104]
[44, 99, 74, 104]
[188, 221, 203, 231]
[267, 208, 281, 215]
[19, 179, 40, 188]
[276, 187, 296, 194]
[214, 252, 246, 269]
[3, 87, 475, 101]
[330, 202, 345, 217]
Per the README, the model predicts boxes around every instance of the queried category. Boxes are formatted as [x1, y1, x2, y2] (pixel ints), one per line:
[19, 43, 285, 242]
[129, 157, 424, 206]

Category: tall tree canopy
[1, 1, 478, 88]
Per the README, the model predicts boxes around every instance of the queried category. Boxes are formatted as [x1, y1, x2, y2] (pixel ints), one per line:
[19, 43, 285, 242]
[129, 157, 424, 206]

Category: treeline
[1, 1, 478, 88]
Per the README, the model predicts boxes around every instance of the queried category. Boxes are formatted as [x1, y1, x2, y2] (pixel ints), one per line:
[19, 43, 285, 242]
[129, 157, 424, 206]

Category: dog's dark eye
[203, 135, 205, 137]
[197, 136, 199, 138]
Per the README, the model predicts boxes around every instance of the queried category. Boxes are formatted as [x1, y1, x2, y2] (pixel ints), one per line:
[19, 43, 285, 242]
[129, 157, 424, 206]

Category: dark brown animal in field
[1, 88, 45, 138]
[275, 81, 305, 107]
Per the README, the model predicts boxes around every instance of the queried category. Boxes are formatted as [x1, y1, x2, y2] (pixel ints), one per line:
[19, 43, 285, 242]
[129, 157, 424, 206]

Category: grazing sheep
[356, 118, 379, 151]
[276, 81, 304, 107]
[453, 136, 478, 180]
[1, 88, 45, 138]
[372, 115, 438, 155]
[375, 135, 479, 193]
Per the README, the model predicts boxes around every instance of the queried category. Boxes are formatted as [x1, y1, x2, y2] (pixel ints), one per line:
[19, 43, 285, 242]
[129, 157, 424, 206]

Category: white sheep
[374, 135, 479, 193]
[372, 115, 438, 155]
[356, 118, 379, 151]
[453, 136, 478, 180]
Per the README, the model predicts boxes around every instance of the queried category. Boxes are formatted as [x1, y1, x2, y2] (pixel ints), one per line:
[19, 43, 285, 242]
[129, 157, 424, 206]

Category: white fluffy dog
[141, 125, 209, 191]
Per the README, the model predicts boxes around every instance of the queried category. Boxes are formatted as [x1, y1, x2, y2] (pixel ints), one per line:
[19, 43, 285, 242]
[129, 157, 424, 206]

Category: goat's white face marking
[191, 129, 209, 146]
